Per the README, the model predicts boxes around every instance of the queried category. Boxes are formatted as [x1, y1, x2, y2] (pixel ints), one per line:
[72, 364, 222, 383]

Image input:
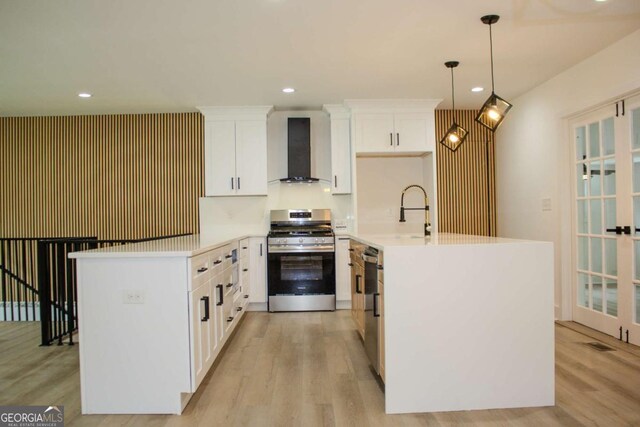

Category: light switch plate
[541, 198, 552, 211]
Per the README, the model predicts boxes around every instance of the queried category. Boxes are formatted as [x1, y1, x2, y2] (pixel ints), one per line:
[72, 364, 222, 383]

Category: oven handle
[267, 245, 335, 253]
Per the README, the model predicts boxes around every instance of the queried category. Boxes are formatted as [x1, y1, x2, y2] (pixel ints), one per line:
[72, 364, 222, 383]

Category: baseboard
[247, 302, 267, 312]
[336, 300, 352, 310]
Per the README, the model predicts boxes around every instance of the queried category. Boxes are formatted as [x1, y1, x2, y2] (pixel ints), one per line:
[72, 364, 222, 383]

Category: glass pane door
[572, 94, 640, 346]
[573, 108, 620, 337]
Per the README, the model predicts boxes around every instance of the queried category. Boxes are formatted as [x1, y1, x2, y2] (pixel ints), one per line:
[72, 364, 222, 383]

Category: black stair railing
[37, 233, 192, 346]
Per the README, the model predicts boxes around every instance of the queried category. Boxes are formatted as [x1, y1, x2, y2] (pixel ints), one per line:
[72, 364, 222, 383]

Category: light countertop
[343, 232, 548, 250]
[68, 234, 265, 259]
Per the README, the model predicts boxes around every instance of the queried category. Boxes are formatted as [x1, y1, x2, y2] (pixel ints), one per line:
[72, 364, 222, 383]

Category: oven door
[267, 251, 335, 296]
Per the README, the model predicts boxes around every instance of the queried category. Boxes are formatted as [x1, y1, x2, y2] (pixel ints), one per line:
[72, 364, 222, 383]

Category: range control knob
[299, 238, 304, 243]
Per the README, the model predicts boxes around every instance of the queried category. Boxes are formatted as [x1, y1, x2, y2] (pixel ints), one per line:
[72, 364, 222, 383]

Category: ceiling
[2, 0, 640, 116]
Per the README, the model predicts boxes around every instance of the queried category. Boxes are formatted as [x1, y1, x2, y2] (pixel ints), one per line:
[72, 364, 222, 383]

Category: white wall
[495, 29, 640, 319]
[200, 110, 354, 239]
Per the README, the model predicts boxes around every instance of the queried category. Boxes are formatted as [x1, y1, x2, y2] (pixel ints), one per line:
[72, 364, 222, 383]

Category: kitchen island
[348, 232, 555, 414]
[69, 234, 267, 414]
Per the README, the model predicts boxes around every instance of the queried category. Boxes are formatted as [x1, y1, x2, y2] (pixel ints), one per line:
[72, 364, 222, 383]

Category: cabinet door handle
[242, 246, 248, 250]
[334, 175, 338, 188]
[231, 177, 234, 190]
[225, 254, 233, 259]
[389, 133, 393, 146]
[214, 260, 222, 265]
[227, 316, 234, 323]
[201, 296, 210, 321]
[216, 284, 223, 306]
[396, 133, 400, 146]
[237, 177, 241, 190]
[243, 268, 248, 272]
[244, 294, 249, 299]
[356, 274, 362, 294]
[197, 267, 208, 273]
[373, 292, 380, 318]
[260, 243, 263, 256]
[226, 283, 233, 288]
[237, 306, 243, 312]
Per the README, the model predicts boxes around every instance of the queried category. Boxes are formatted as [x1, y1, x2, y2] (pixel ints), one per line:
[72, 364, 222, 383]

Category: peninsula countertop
[68, 234, 266, 259]
[340, 232, 547, 250]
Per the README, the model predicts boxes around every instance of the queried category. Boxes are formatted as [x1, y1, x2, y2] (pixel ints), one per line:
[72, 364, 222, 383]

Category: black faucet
[399, 184, 431, 236]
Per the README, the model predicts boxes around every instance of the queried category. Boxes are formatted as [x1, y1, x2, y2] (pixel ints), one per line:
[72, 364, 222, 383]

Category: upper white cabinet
[345, 100, 441, 155]
[199, 106, 273, 196]
[323, 104, 352, 194]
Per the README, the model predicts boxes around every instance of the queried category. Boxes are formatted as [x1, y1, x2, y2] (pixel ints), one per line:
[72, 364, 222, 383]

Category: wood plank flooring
[1, 312, 640, 426]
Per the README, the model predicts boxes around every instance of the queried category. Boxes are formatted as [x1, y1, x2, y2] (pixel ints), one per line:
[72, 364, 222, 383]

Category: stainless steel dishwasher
[362, 247, 381, 375]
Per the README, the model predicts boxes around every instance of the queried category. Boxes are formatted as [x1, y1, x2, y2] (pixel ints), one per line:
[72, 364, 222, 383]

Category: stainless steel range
[267, 209, 336, 312]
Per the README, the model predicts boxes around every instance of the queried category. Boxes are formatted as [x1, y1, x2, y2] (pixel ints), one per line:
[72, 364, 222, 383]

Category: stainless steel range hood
[280, 117, 320, 183]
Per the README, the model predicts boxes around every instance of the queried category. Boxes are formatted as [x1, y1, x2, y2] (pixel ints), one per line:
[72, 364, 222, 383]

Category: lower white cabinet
[248, 237, 267, 306]
[189, 279, 214, 390]
[335, 236, 352, 305]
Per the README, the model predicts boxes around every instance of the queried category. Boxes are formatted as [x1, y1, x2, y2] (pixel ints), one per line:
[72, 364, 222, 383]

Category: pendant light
[439, 61, 468, 152]
[475, 14, 512, 131]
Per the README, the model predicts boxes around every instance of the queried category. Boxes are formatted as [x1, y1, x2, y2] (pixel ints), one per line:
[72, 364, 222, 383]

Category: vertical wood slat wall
[0, 113, 204, 240]
[435, 110, 496, 236]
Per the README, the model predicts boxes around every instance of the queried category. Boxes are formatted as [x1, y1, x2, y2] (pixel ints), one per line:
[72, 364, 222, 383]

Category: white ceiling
[1, 0, 640, 116]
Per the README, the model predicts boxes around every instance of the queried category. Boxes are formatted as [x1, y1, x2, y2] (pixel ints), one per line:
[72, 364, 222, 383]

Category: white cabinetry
[323, 104, 352, 194]
[72, 237, 251, 415]
[200, 106, 273, 196]
[335, 236, 352, 306]
[248, 237, 267, 309]
[345, 100, 441, 155]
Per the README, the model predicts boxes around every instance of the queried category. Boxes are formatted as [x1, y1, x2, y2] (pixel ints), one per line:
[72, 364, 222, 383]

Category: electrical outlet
[541, 198, 552, 212]
[123, 289, 145, 304]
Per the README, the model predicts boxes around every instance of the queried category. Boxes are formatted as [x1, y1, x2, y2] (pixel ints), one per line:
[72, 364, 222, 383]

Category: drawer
[239, 238, 249, 259]
[209, 248, 223, 272]
[189, 252, 211, 290]
[221, 244, 234, 269]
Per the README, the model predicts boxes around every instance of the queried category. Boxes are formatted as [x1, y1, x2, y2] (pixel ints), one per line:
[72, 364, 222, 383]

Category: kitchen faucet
[399, 185, 431, 236]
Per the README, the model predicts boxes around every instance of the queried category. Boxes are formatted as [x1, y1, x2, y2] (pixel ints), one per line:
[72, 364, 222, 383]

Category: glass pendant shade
[475, 92, 513, 131]
[440, 122, 468, 152]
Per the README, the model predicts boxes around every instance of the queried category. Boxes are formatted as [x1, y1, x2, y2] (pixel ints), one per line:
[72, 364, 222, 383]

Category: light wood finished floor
[1, 312, 640, 426]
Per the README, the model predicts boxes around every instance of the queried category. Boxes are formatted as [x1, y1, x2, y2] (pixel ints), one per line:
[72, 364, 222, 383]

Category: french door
[571, 93, 640, 346]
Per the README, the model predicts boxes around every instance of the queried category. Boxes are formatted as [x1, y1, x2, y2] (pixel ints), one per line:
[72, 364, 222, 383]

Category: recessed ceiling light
[594, 0, 607, 2]
[471, 87, 484, 93]
[78, 93, 92, 98]
[282, 88, 295, 93]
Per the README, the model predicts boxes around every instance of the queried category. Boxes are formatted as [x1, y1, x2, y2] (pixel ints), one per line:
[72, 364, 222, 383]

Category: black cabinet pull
[225, 254, 232, 259]
[243, 268, 248, 272]
[622, 100, 625, 116]
[389, 133, 393, 146]
[237, 306, 243, 312]
[244, 294, 249, 299]
[396, 133, 400, 146]
[616, 103, 619, 117]
[237, 177, 241, 190]
[214, 260, 222, 265]
[242, 246, 248, 249]
[201, 296, 210, 322]
[619, 326, 623, 340]
[356, 274, 362, 294]
[334, 175, 338, 188]
[373, 292, 380, 318]
[197, 267, 208, 273]
[216, 284, 224, 306]
[226, 283, 233, 288]
[348, 248, 354, 252]
[231, 177, 234, 190]
[348, 262, 353, 267]
[626, 329, 629, 343]
[260, 243, 263, 256]
[227, 316, 234, 323]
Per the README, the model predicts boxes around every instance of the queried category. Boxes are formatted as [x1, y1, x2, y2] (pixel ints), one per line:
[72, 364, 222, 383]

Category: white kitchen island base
[352, 233, 555, 414]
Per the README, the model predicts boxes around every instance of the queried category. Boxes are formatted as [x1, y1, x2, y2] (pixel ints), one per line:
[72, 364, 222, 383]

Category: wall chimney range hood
[280, 118, 320, 183]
